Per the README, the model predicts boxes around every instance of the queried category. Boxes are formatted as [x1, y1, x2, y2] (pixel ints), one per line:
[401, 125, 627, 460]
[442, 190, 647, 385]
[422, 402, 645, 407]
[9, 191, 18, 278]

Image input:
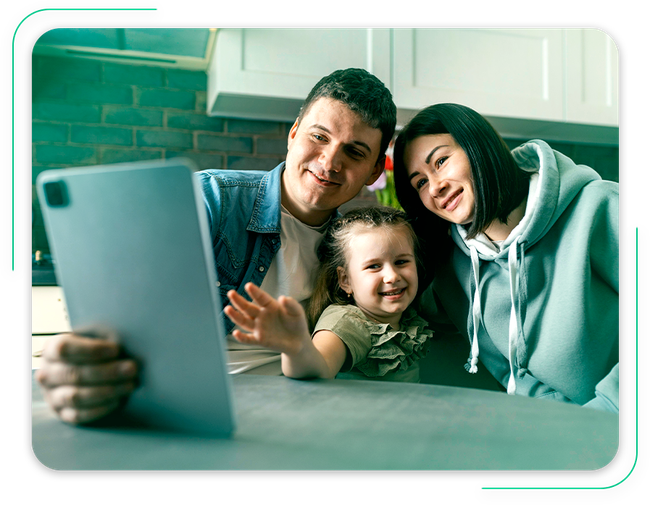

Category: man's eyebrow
[311, 123, 331, 134]
[351, 140, 372, 154]
[310, 124, 372, 154]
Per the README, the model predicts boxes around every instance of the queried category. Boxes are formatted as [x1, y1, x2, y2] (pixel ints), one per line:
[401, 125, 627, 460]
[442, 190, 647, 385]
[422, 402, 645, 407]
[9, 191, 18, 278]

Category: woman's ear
[337, 266, 351, 295]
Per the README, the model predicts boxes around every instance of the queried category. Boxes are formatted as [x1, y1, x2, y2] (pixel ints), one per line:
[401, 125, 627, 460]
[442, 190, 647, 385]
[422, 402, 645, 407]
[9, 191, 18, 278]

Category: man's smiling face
[281, 97, 385, 226]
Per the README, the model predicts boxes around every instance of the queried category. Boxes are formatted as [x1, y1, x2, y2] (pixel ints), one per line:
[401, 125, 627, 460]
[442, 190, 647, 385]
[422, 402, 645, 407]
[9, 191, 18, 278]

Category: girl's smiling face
[403, 134, 475, 225]
[337, 225, 418, 328]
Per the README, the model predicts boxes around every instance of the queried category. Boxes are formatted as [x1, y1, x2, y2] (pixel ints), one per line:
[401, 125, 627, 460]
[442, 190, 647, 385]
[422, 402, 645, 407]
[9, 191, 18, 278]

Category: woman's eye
[435, 156, 448, 168]
[415, 178, 427, 190]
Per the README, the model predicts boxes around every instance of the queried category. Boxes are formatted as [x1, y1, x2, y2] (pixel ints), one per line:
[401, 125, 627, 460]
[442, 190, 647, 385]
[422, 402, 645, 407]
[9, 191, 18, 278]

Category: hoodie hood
[451, 140, 603, 394]
[453, 140, 601, 258]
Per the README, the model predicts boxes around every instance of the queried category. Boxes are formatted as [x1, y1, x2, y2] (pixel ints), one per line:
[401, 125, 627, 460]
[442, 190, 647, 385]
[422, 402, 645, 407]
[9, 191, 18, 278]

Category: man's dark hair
[299, 68, 397, 160]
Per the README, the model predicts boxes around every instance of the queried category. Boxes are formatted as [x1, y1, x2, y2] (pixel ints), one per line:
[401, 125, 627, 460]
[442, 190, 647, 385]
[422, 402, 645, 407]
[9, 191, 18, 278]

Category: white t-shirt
[226, 206, 328, 374]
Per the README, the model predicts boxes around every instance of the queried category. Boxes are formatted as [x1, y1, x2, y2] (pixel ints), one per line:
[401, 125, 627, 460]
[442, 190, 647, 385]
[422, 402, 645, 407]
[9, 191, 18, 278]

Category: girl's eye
[366, 264, 380, 270]
[415, 178, 427, 190]
[395, 259, 410, 266]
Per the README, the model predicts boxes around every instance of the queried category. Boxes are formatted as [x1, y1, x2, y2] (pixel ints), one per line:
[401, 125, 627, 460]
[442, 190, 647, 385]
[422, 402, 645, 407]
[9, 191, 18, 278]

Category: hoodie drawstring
[507, 237, 521, 394]
[465, 238, 524, 396]
[465, 246, 481, 374]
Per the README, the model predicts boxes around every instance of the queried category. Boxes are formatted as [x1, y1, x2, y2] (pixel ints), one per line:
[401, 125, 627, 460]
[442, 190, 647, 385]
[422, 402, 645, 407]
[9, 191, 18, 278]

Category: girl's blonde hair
[307, 206, 421, 328]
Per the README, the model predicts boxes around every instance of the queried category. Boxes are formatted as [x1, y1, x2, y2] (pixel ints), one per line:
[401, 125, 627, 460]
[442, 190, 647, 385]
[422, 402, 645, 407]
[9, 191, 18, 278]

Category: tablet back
[36, 159, 235, 436]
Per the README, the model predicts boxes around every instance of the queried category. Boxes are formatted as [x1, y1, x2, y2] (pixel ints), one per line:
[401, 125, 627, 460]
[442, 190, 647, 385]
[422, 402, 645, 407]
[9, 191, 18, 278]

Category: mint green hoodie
[419, 140, 619, 412]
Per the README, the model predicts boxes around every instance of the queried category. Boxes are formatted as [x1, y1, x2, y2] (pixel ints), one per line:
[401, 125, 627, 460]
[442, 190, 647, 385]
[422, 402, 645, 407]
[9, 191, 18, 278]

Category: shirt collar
[248, 161, 342, 233]
[247, 162, 284, 233]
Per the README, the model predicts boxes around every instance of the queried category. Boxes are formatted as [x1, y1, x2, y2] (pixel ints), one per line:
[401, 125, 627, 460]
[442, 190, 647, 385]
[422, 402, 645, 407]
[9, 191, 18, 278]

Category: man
[36, 68, 397, 424]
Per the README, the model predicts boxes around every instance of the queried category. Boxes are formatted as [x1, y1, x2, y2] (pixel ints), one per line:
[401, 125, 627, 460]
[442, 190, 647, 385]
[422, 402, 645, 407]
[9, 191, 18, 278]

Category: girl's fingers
[231, 329, 258, 346]
[223, 305, 254, 331]
[226, 290, 260, 319]
[245, 283, 277, 308]
[278, 296, 304, 317]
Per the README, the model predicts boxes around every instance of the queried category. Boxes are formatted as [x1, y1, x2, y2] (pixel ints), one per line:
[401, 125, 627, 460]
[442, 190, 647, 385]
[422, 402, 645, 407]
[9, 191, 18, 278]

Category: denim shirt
[196, 163, 284, 333]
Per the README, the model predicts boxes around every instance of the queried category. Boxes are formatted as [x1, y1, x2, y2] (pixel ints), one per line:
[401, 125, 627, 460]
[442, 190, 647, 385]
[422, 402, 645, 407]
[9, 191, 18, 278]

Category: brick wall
[32, 54, 619, 254]
[32, 55, 291, 253]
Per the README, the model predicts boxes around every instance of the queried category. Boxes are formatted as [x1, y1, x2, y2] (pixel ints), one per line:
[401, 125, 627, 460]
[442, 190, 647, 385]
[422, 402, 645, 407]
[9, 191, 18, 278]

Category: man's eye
[346, 146, 366, 159]
[313, 134, 326, 141]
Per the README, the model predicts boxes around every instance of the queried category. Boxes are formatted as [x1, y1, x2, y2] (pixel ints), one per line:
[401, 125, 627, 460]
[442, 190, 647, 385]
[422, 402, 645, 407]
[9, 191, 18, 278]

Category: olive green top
[313, 304, 434, 383]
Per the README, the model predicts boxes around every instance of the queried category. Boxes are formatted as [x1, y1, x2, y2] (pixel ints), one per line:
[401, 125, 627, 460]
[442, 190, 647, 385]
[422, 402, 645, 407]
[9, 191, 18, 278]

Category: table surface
[32, 374, 618, 471]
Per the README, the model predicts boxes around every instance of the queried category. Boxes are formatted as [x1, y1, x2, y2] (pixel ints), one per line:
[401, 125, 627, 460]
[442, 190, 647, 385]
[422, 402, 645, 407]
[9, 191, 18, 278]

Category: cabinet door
[392, 29, 565, 121]
[565, 29, 618, 126]
[207, 28, 390, 121]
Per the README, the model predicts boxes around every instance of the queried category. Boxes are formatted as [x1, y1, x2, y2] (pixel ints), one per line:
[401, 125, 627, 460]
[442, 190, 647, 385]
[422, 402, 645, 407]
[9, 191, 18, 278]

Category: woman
[393, 103, 619, 412]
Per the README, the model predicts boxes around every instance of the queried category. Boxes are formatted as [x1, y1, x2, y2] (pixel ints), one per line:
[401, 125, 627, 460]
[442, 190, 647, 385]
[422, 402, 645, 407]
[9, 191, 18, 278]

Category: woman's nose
[429, 176, 447, 197]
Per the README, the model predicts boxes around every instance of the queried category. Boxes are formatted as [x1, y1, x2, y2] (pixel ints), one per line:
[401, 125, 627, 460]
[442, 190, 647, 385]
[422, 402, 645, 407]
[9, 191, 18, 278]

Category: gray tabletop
[32, 374, 618, 471]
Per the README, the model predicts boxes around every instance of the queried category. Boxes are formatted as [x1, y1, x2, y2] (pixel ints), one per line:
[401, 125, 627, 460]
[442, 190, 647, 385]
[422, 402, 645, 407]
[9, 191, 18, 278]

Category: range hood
[33, 28, 217, 71]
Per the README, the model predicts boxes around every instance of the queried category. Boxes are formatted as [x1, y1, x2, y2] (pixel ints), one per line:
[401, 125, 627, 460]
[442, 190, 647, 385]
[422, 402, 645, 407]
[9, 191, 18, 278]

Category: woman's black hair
[393, 104, 529, 262]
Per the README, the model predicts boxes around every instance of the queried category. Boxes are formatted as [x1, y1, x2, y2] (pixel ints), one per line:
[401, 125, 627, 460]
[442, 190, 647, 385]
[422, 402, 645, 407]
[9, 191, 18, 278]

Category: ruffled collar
[348, 306, 434, 378]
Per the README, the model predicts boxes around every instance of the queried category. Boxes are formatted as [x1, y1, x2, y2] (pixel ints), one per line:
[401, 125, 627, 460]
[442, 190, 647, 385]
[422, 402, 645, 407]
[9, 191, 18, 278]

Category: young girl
[224, 206, 434, 383]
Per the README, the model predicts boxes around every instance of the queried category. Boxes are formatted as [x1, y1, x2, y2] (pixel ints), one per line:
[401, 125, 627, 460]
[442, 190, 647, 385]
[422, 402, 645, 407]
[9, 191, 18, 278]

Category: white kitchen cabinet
[564, 29, 619, 126]
[392, 28, 566, 122]
[207, 28, 390, 122]
[207, 28, 618, 142]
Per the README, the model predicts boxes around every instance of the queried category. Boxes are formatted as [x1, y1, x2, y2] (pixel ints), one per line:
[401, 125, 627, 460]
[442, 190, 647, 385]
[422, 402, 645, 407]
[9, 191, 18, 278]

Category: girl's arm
[282, 330, 347, 379]
[224, 283, 347, 379]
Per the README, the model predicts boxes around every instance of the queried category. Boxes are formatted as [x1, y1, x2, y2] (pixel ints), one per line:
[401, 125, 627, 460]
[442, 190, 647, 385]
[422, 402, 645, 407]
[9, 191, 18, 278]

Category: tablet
[36, 159, 235, 436]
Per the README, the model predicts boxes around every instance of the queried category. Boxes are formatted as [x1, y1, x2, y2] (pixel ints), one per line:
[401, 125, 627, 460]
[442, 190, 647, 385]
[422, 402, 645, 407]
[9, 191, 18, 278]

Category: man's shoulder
[196, 168, 271, 188]
[197, 163, 284, 232]
[196, 162, 284, 205]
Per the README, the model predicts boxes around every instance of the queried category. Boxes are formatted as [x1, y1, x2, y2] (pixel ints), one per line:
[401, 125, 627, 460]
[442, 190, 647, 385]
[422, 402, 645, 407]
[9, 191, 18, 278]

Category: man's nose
[319, 144, 343, 172]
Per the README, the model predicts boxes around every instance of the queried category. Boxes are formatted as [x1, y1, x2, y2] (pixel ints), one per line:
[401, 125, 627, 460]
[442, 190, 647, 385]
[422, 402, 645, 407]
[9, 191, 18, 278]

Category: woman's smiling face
[403, 134, 475, 225]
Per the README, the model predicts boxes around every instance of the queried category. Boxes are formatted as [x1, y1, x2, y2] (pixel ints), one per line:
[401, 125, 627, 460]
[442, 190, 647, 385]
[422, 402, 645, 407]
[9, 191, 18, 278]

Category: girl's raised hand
[224, 283, 311, 356]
